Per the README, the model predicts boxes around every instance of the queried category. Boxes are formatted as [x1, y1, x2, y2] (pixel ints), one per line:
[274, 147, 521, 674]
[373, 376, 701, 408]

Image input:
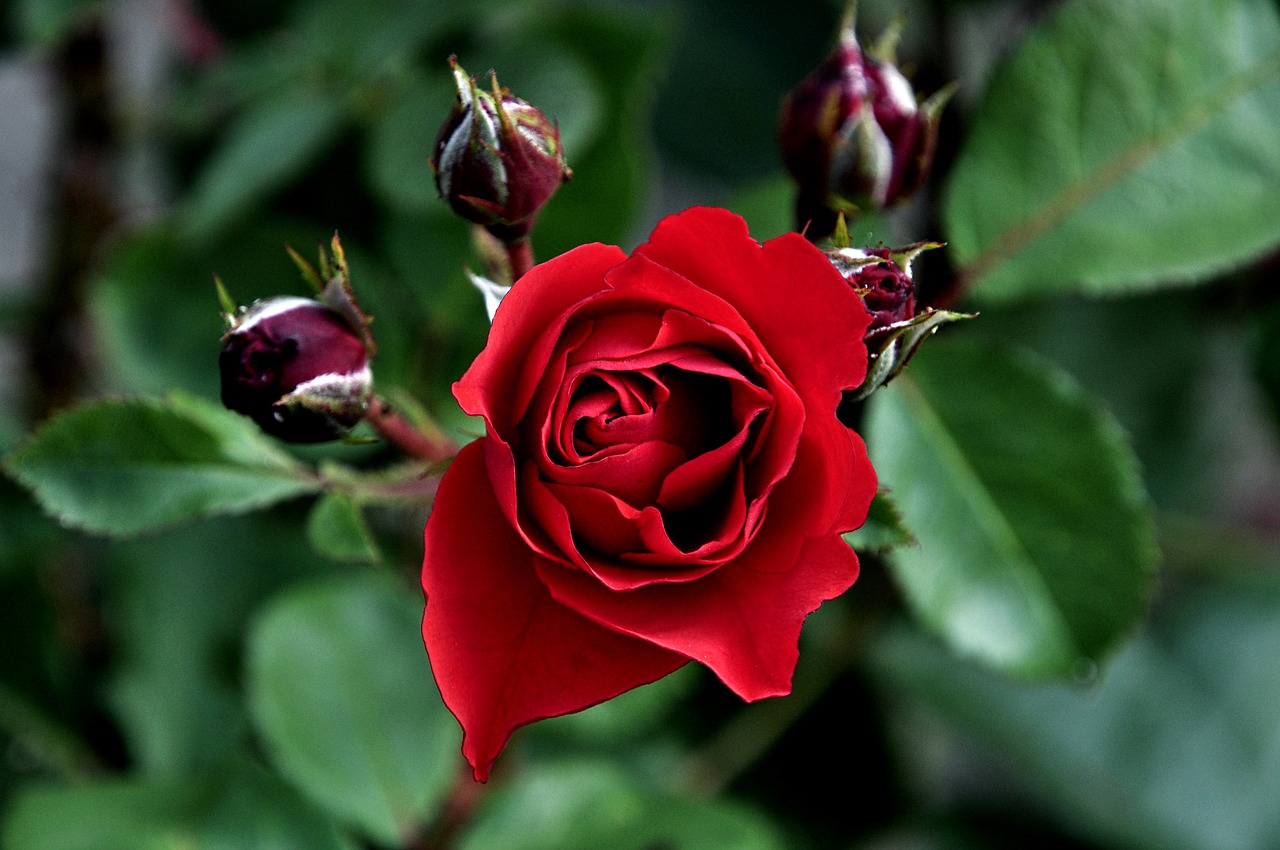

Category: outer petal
[455, 242, 628, 429]
[421, 440, 687, 781]
[536, 532, 861, 700]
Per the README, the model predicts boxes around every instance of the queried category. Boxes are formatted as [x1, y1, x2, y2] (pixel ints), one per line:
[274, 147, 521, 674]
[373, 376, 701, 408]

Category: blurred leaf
[725, 175, 801, 242]
[288, 0, 486, 83]
[182, 88, 346, 242]
[865, 339, 1158, 677]
[1, 779, 202, 850]
[458, 761, 785, 850]
[364, 70, 453, 215]
[90, 228, 227, 397]
[869, 570, 1280, 850]
[377, 212, 486, 400]
[105, 514, 332, 777]
[649, 0, 837, 181]
[945, 0, 1280, 300]
[12, 0, 99, 46]
[967, 291, 1212, 514]
[5, 393, 321, 537]
[306, 492, 380, 564]
[844, 491, 916, 555]
[0, 680, 99, 782]
[195, 759, 357, 850]
[245, 574, 457, 846]
[533, 664, 697, 746]
[0, 479, 65, 578]
[1, 762, 355, 850]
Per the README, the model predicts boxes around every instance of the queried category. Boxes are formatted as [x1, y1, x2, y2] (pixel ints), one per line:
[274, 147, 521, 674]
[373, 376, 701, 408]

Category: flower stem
[401, 763, 486, 850]
[366, 397, 459, 464]
[505, 238, 535, 282]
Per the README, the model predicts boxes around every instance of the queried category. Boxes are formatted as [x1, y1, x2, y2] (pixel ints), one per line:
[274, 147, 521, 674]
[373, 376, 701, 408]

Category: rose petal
[536, 532, 861, 700]
[422, 441, 686, 781]
[455, 243, 627, 429]
[635, 206, 871, 402]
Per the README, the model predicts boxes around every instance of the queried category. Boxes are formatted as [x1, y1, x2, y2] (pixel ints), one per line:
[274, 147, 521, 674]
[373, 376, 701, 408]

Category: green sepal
[850, 308, 977, 402]
[315, 233, 377, 358]
[284, 242, 325, 294]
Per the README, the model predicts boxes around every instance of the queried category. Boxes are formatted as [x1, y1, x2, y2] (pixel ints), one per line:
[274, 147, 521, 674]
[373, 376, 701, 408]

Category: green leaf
[364, 71, 453, 215]
[288, 0, 487, 83]
[533, 665, 697, 746]
[2, 779, 203, 850]
[245, 575, 457, 846]
[182, 88, 346, 241]
[944, 0, 1280, 300]
[306, 492, 381, 564]
[1, 763, 356, 850]
[843, 491, 916, 555]
[195, 759, 357, 850]
[105, 515, 333, 777]
[965, 292, 1213, 514]
[5, 394, 320, 537]
[869, 571, 1280, 850]
[457, 761, 785, 850]
[864, 339, 1158, 677]
[12, 0, 99, 46]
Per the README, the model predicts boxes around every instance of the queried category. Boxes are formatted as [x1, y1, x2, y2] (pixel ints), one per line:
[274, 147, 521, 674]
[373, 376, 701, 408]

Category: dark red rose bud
[431, 58, 571, 242]
[220, 297, 373, 442]
[779, 6, 951, 235]
[825, 241, 972, 402]
[829, 245, 915, 333]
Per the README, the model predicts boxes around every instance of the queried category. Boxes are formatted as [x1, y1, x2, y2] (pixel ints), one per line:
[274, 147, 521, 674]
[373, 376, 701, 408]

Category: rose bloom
[421, 207, 877, 781]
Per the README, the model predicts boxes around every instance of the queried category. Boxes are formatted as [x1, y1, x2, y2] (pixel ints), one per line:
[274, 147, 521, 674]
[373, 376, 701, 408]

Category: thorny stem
[366, 397, 459, 464]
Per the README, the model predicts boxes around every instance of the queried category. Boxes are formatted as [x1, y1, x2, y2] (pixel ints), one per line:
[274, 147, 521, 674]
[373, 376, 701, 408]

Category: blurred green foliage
[2, 0, 1280, 847]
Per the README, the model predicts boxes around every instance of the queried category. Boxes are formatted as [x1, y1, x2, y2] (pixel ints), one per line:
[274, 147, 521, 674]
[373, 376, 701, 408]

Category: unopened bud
[829, 245, 915, 333]
[780, 6, 951, 236]
[431, 58, 571, 242]
[220, 297, 373, 442]
[827, 241, 971, 401]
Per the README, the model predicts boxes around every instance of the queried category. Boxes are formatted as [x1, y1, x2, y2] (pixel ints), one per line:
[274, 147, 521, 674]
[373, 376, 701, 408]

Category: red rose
[421, 207, 877, 781]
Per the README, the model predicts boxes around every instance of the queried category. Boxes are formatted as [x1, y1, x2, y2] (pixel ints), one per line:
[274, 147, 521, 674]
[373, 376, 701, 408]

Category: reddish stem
[365, 397, 458, 464]
[505, 238, 535, 282]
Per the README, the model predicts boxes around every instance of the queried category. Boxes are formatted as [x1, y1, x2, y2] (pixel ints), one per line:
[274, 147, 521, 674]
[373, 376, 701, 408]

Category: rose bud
[779, 6, 951, 236]
[829, 245, 915, 333]
[826, 241, 972, 402]
[431, 58, 571, 242]
[220, 297, 373, 442]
